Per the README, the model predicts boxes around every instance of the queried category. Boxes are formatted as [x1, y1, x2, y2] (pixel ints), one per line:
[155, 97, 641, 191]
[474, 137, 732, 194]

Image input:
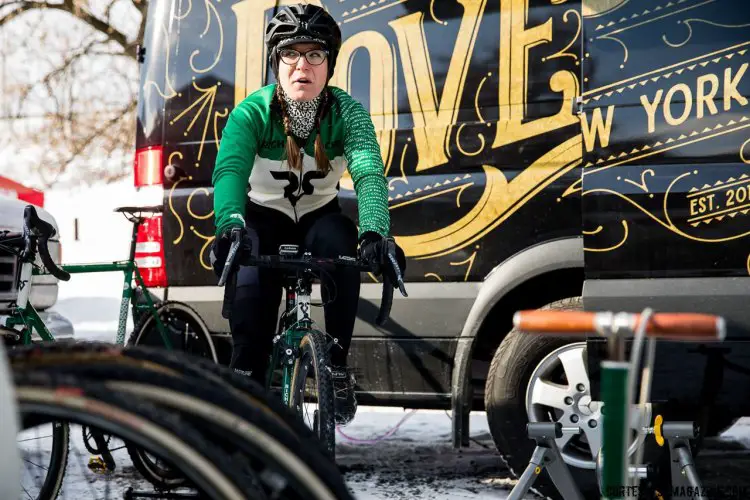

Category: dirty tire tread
[290, 331, 337, 459]
[485, 297, 600, 500]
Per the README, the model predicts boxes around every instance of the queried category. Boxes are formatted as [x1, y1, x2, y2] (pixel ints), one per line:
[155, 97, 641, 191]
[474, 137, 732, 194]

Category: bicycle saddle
[114, 206, 163, 216]
[23, 205, 56, 239]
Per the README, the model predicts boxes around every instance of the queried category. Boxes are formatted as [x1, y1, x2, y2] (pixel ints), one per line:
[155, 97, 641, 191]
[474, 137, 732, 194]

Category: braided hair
[275, 84, 332, 174]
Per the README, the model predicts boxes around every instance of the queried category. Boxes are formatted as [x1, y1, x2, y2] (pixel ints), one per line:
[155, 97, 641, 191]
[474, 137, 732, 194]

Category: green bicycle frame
[266, 278, 314, 406]
[601, 360, 630, 500]
[14, 218, 173, 349]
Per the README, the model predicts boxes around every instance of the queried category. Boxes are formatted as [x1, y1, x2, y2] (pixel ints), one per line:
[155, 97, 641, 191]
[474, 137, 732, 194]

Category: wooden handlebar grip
[513, 311, 597, 334]
[638, 313, 725, 341]
[513, 310, 726, 341]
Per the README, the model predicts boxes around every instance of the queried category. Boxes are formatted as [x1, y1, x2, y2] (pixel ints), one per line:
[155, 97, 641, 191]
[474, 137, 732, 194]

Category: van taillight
[135, 215, 167, 288]
[134, 146, 163, 187]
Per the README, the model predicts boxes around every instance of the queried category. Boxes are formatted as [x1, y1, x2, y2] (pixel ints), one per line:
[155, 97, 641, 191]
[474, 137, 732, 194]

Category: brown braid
[314, 89, 331, 174]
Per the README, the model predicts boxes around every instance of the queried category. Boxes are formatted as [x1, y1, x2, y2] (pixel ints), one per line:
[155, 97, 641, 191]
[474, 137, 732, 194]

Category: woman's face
[277, 42, 328, 102]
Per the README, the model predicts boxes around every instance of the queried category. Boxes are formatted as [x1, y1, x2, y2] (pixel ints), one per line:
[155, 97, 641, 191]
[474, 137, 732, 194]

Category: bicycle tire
[289, 330, 337, 458]
[17, 400, 69, 500]
[23, 361, 354, 500]
[9, 343, 354, 500]
[127, 301, 218, 363]
[10, 341, 310, 443]
[14, 370, 263, 500]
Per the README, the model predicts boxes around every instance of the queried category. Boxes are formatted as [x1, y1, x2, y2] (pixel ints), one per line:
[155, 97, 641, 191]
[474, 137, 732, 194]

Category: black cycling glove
[209, 225, 253, 280]
[358, 231, 406, 286]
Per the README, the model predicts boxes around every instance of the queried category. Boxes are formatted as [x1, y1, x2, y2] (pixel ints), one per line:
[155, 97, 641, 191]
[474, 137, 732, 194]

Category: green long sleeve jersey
[212, 84, 390, 239]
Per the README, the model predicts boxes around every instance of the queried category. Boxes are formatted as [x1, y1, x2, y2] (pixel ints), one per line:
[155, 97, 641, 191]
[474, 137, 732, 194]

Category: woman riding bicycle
[209, 4, 405, 426]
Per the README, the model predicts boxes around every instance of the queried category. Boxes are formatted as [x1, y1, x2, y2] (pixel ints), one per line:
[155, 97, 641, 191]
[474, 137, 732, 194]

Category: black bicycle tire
[127, 300, 218, 363]
[19, 419, 69, 500]
[21, 360, 354, 500]
[9, 341, 320, 446]
[14, 370, 262, 500]
[289, 330, 337, 458]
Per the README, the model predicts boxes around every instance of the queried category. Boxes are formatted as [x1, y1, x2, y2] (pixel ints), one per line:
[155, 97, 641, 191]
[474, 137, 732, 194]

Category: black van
[132, 0, 750, 496]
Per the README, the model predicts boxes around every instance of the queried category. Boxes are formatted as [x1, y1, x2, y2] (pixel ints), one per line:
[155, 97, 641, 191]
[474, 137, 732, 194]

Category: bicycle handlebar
[23, 206, 70, 281]
[0, 206, 70, 281]
[218, 229, 407, 326]
[513, 310, 726, 342]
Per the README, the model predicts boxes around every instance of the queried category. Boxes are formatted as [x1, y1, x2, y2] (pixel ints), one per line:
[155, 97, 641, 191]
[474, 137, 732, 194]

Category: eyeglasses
[278, 48, 328, 66]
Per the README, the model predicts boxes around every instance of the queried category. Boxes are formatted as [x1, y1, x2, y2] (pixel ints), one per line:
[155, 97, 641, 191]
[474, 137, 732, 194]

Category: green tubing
[601, 360, 630, 500]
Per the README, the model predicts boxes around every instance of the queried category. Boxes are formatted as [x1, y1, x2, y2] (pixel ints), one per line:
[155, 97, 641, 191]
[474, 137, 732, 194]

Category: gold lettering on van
[581, 105, 615, 152]
[329, 31, 398, 173]
[494, 0, 578, 148]
[696, 73, 719, 119]
[639, 63, 749, 134]
[389, 0, 486, 172]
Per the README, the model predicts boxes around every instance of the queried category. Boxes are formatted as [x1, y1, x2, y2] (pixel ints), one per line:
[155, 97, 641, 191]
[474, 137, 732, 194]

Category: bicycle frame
[267, 271, 315, 406]
[9, 216, 173, 349]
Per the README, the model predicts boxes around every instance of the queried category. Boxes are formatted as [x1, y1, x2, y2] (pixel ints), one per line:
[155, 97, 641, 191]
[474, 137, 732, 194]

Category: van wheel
[485, 297, 600, 499]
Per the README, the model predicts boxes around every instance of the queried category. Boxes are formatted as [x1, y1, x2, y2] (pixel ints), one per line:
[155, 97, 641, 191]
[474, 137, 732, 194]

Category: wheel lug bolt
[588, 420, 597, 428]
[565, 397, 574, 405]
[576, 383, 586, 392]
[571, 415, 579, 423]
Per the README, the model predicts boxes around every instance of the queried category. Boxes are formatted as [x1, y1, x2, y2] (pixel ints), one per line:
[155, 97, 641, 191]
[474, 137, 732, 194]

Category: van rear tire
[484, 297, 600, 500]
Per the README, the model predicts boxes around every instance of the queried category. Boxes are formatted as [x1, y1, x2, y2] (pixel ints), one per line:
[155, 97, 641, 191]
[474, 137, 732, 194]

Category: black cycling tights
[228, 200, 360, 386]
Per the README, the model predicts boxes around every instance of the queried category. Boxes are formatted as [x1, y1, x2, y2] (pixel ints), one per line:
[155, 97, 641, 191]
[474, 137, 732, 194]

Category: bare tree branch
[1, 0, 146, 186]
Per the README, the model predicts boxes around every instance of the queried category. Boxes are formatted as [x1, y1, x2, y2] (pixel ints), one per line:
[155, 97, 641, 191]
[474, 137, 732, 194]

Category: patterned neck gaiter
[280, 86, 322, 140]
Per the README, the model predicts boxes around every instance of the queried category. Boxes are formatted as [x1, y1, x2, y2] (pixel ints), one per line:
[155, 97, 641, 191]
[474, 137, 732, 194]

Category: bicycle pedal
[88, 456, 113, 474]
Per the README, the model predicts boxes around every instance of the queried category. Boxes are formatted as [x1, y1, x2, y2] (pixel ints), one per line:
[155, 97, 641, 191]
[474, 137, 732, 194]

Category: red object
[134, 146, 164, 187]
[132, 144, 167, 287]
[134, 214, 168, 288]
[0, 175, 45, 207]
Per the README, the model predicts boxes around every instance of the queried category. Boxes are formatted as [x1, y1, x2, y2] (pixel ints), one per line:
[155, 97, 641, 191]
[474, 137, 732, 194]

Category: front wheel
[127, 301, 218, 363]
[289, 331, 336, 458]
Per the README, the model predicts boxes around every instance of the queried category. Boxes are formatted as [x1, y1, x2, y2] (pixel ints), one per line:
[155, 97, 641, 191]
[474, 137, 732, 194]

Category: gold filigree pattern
[620, 169, 655, 193]
[583, 171, 750, 244]
[595, 0, 714, 34]
[187, 188, 214, 220]
[429, 0, 448, 26]
[389, 175, 473, 207]
[192, 227, 215, 271]
[741, 137, 750, 164]
[388, 137, 410, 190]
[584, 220, 629, 252]
[170, 81, 222, 163]
[455, 123, 486, 157]
[449, 250, 477, 281]
[583, 41, 750, 98]
[341, 0, 405, 23]
[663, 18, 750, 49]
[597, 34, 629, 69]
[424, 273, 443, 281]
[189, 0, 224, 74]
[143, 23, 179, 99]
[585, 116, 750, 172]
[545, 9, 581, 63]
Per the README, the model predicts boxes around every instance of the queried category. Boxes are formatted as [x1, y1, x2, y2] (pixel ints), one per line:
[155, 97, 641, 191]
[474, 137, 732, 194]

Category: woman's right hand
[209, 225, 253, 279]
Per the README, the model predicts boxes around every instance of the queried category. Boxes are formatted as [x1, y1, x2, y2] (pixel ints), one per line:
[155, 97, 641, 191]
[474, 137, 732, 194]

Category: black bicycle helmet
[265, 4, 342, 79]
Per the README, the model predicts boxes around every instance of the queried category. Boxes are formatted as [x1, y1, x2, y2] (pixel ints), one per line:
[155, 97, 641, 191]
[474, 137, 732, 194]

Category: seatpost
[128, 217, 140, 264]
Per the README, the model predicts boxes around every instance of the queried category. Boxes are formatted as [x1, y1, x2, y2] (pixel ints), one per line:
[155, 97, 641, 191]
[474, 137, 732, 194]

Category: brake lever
[384, 239, 408, 297]
[218, 237, 241, 287]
